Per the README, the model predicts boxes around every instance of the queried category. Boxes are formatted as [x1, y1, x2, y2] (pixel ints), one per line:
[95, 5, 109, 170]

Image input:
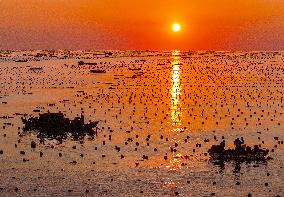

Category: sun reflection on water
[165, 152, 184, 171]
[163, 178, 178, 189]
[170, 50, 182, 125]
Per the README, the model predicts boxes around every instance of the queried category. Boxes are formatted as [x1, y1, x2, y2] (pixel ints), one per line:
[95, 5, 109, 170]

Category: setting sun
[172, 23, 181, 32]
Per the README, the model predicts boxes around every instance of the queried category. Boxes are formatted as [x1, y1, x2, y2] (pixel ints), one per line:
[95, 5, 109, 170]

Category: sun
[172, 23, 181, 32]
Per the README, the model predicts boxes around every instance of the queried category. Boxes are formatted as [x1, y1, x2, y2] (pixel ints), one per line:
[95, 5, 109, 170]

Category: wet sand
[0, 50, 283, 196]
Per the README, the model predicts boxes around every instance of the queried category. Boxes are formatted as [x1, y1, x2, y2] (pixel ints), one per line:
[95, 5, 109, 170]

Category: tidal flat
[0, 50, 283, 196]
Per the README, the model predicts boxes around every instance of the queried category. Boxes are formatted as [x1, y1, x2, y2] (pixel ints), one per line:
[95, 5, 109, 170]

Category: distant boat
[128, 67, 141, 71]
[90, 69, 106, 73]
[14, 59, 28, 62]
[78, 61, 97, 66]
[29, 67, 43, 71]
[174, 62, 183, 65]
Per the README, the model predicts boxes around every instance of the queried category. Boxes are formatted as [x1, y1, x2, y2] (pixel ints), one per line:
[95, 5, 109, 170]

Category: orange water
[0, 50, 283, 196]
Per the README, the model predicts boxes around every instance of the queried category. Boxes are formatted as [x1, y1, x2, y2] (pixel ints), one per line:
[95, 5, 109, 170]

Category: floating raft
[208, 139, 269, 161]
[22, 112, 99, 141]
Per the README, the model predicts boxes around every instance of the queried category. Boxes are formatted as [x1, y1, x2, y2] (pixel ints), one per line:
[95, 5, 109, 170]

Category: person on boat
[234, 138, 242, 149]
[234, 138, 245, 154]
[220, 140, 225, 151]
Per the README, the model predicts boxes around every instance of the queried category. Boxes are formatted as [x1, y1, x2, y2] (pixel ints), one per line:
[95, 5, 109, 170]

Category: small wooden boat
[14, 59, 28, 62]
[208, 139, 269, 161]
[90, 69, 106, 73]
[22, 112, 99, 141]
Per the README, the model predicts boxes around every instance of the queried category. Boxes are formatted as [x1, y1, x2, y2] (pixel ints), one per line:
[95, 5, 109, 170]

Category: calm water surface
[0, 50, 283, 196]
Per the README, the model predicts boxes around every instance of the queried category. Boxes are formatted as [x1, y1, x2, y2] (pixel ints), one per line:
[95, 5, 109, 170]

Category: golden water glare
[170, 50, 182, 125]
[167, 51, 187, 171]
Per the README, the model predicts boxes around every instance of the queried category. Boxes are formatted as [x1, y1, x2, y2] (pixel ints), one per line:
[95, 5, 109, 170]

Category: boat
[90, 69, 106, 73]
[14, 59, 28, 62]
[208, 139, 269, 161]
[128, 67, 141, 71]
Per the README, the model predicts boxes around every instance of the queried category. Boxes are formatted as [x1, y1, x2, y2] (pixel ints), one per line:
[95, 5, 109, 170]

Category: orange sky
[0, 0, 284, 50]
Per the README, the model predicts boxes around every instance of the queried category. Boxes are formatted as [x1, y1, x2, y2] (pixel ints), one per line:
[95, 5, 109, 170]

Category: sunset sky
[1, 0, 284, 50]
